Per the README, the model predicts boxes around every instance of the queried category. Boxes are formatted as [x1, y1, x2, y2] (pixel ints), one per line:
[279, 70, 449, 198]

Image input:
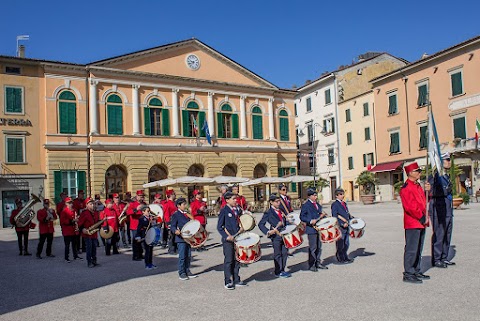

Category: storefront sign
[0, 118, 32, 126]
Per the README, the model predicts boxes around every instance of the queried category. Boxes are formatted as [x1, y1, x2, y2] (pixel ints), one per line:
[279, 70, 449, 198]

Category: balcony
[452, 138, 479, 154]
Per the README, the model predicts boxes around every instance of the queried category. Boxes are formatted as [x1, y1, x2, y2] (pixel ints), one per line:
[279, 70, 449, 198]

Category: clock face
[186, 54, 200, 70]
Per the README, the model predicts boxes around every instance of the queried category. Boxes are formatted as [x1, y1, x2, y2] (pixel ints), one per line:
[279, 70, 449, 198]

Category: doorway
[330, 176, 337, 201]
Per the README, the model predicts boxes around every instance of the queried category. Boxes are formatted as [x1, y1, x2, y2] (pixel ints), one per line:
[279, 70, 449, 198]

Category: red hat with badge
[404, 162, 421, 175]
[193, 189, 201, 196]
[85, 197, 94, 204]
[136, 190, 145, 196]
[166, 190, 175, 197]
[105, 199, 113, 205]
[112, 193, 119, 198]
[65, 197, 73, 203]
[154, 193, 161, 198]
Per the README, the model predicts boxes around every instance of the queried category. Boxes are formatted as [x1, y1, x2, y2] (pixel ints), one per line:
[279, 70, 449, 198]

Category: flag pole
[425, 102, 431, 219]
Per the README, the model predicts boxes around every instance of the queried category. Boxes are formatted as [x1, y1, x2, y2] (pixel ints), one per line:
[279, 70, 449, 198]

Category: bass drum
[149, 204, 164, 220]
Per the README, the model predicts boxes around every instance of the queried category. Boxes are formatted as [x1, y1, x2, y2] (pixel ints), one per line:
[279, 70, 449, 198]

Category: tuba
[14, 194, 41, 228]
[86, 218, 107, 235]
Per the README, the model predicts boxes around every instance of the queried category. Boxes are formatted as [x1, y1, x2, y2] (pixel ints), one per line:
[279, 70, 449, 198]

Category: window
[251, 106, 263, 139]
[325, 89, 331, 105]
[5, 66, 21, 74]
[363, 153, 374, 167]
[306, 97, 312, 112]
[5, 135, 25, 163]
[107, 94, 123, 135]
[279, 110, 289, 141]
[5, 86, 23, 114]
[58, 90, 77, 134]
[345, 109, 351, 122]
[54, 170, 86, 201]
[451, 71, 463, 97]
[182, 101, 206, 138]
[389, 132, 400, 154]
[363, 102, 369, 116]
[347, 132, 352, 145]
[388, 94, 398, 115]
[217, 104, 238, 138]
[417, 83, 428, 107]
[419, 125, 428, 149]
[145, 98, 169, 136]
[365, 127, 371, 141]
[348, 157, 354, 170]
[278, 167, 297, 192]
[307, 123, 313, 146]
[294, 103, 297, 116]
[328, 148, 335, 165]
[453, 116, 466, 139]
[323, 117, 335, 134]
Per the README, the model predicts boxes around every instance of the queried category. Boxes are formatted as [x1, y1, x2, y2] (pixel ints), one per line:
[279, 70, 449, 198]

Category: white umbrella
[212, 176, 250, 185]
[240, 177, 289, 187]
[142, 176, 214, 188]
[285, 175, 317, 183]
[143, 178, 177, 188]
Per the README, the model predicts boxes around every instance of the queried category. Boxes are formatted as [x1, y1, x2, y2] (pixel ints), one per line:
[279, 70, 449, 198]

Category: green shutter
[182, 110, 190, 137]
[77, 171, 86, 192]
[278, 168, 283, 177]
[419, 126, 428, 149]
[363, 154, 367, 167]
[6, 87, 22, 113]
[363, 103, 369, 116]
[144, 107, 151, 135]
[389, 95, 397, 115]
[365, 127, 370, 140]
[252, 115, 263, 139]
[325, 89, 331, 104]
[323, 119, 327, 132]
[108, 105, 123, 135]
[217, 113, 224, 138]
[348, 157, 353, 170]
[331, 118, 335, 133]
[231, 113, 239, 138]
[390, 133, 400, 153]
[198, 112, 206, 137]
[117, 106, 123, 135]
[290, 167, 297, 192]
[59, 102, 77, 134]
[451, 73, 463, 96]
[347, 132, 352, 145]
[280, 117, 289, 141]
[7, 138, 23, 163]
[162, 109, 170, 136]
[54, 171, 62, 203]
[453, 117, 466, 139]
[346, 109, 351, 122]
[418, 85, 428, 106]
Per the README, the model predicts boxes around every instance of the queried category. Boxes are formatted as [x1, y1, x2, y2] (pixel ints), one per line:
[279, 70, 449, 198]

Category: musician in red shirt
[218, 185, 228, 209]
[162, 189, 177, 254]
[36, 199, 57, 259]
[231, 185, 247, 211]
[113, 193, 128, 248]
[127, 190, 146, 261]
[101, 199, 120, 255]
[78, 197, 100, 268]
[9, 198, 32, 256]
[60, 197, 83, 262]
[73, 190, 87, 254]
[190, 190, 208, 251]
[56, 192, 67, 215]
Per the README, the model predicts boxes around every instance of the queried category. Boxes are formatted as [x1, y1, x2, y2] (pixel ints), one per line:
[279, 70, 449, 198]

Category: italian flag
[476, 118, 480, 148]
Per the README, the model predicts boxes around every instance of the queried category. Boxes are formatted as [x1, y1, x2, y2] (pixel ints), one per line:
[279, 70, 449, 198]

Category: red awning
[369, 161, 404, 173]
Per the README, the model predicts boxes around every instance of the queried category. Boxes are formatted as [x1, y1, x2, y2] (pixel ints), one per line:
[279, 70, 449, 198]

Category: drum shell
[145, 226, 162, 246]
[280, 225, 303, 249]
[348, 218, 366, 239]
[315, 217, 341, 243]
[181, 221, 208, 248]
[234, 232, 261, 264]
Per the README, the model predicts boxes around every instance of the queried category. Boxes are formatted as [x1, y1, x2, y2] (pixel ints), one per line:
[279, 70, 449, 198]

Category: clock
[186, 54, 200, 70]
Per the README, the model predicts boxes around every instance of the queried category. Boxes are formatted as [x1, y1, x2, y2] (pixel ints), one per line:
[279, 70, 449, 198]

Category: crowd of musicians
[9, 155, 457, 287]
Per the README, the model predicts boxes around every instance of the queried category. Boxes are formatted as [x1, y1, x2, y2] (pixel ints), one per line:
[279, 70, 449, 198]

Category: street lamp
[297, 123, 326, 188]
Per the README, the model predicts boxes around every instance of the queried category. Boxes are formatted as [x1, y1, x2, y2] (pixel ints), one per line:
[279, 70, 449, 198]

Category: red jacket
[220, 195, 227, 209]
[112, 202, 126, 226]
[236, 195, 247, 210]
[37, 208, 57, 234]
[73, 198, 86, 213]
[60, 207, 78, 236]
[126, 201, 144, 230]
[162, 199, 176, 223]
[100, 208, 119, 232]
[400, 179, 428, 229]
[9, 208, 30, 232]
[190, 199, 207, 225]
[78, 209, 100, 239]
[56, 201, 65, 216]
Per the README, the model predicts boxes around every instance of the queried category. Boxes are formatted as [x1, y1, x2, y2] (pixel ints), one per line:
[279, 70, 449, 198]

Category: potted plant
[393, 180, 404, 203]
[450, 155, 465, 209]
[303, 178, 330, 203]
[356, 170, 377, 205]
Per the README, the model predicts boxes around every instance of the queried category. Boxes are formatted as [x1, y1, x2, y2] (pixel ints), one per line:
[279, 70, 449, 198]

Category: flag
[202, 120, 212, 145]
[427, 111, 443, 172]
[191, 114, 198, 137]
[16, 35, 30, 41]
[476, 118, 479, 149]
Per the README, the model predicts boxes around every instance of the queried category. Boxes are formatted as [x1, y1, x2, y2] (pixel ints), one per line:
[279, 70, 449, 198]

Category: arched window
[251, 106, 263, 140]
[279, 109, 289, 141]
[145, 97, 169, 136]
[105, 165, 127, 198]
[58, 90, 77, 134]
[182, 101, 206, 137]
[217, 104, 239, 139]
[107, 94, 123, 135]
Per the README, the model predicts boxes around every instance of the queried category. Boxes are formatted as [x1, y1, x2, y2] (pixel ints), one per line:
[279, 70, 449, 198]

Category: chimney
[18, 45, 25, 58]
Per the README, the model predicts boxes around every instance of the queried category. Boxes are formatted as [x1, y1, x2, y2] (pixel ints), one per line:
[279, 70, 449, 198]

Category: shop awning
[369, 161, 404, 173]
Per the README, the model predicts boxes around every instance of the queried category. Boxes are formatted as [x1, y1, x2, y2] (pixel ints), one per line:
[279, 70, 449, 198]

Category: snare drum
[280, 224, 303, 249]
[239, 211, 256, 232]
[145, 226, 162, 246]
[315, 217, 341, 243]
[181, 220, 208, 248]
[234, 232, 261, 264]
[349, 218, 366, 239]
[287, 211, 306, 235]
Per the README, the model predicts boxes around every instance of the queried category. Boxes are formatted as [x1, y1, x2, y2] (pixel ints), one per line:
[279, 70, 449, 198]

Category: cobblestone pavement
[1, 202, 479, 321]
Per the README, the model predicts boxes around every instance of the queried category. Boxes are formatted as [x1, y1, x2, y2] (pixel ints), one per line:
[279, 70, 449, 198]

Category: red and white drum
[315, 217, 341, 243]
[239, 211, 256, 232]
[234, 232, 261, 264]
[280, 224, 303, 249]
[181, 220, 208, 248]
[287, 211, 306, 235]
[349, 218, 366, 239]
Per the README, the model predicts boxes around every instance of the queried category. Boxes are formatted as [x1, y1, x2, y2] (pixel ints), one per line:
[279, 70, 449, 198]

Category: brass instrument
[14, 193, 41, 228]
[74, 210, 79, 233]
[85, 218, 106, 235]
[100, 225, 114, 239]
[47, 208, 55, 221]
[118, 205, 128, 225]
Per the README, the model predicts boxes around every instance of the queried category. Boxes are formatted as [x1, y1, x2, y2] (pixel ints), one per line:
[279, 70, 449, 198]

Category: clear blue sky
[1, 0, 478, 89]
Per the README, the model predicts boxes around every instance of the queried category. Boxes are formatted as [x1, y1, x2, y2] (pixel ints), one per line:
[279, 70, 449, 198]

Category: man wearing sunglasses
[428, 152, 455, 268]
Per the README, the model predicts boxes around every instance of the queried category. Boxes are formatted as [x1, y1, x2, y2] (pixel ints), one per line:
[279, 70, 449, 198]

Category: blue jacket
[428, 173, 453, 218]
[331, 200, 351, 230]
[170, 210, 191, 243]
[217, 205, 241, 243]
[300, 200, 322, 235]
[278, 195, 293, 216]
[258, 207, 288, 239]
[136, 215, 150, 239]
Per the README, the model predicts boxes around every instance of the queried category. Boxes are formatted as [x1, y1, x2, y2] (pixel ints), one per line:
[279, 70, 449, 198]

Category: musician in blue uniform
[300, 188, 328, 271]
[331, 188, 354, 264]
[259, 194, 291, 278]
[217, 192, 247, 290]
[136, 205, 157, 270]
[170, 197, 198, 281]
[428, 152, 455, 268]
[278, 183, 293, 216]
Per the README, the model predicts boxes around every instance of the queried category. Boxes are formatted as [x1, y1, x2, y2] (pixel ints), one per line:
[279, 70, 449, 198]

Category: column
[89, 79, 98, 135]
[208, 92, 215, 137]
[172, 88, 179, 136]
[268, 97, 275, 140]
[240, 95, 247, 139]
[132, 84, 140, 135]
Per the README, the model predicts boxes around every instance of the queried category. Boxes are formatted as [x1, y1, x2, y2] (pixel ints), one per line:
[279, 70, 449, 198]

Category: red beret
[136, 190, 145, 196]
[65, 197, 73, 203]
[105, 199, 113, 205]
[193, 189, 201, 196]
[166, 190, 175, 197]
[154, 193, 161, 198]
[43, 199, 50, 204]
[404, 162, 421, 174]
[112, 193, 119, 198]
[85, 197, 94, 204]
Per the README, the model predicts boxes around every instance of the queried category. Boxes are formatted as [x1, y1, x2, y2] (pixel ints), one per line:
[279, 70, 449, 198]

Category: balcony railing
[452, 138, 479, 152]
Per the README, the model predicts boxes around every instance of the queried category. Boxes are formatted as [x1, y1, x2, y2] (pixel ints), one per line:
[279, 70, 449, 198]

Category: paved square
[1, 202, 479, 321]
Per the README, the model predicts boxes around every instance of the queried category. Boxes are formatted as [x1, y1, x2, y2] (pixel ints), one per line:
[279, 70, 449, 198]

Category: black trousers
[223, 241, 240, 285]
[307, 233, 322, 268]
[404, 228, 426, 276]
[167, 230, 177, 253]
[161, 223, 169, 246]
[131, 230, 143, 259]
[105, 232, 119, 255]
[431, 215, 453, 263]
[272, 236, 288, 275]
[37, 233, 54, 256]
[143, 242, 153, 266]
[126, 220, 132, 243]
[335, 229, 350, 262]
[63, 235, 78, 260]
[16, 230, 29, 253]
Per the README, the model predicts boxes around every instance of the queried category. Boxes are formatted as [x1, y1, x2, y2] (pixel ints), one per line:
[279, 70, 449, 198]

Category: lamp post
[298, 123, 325, 189]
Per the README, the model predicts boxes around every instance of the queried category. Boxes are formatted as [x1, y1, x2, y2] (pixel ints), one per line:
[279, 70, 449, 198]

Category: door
[2, 190, 29, 228]
[349, 181, 354, 201]
[330, 176, 337, 201]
